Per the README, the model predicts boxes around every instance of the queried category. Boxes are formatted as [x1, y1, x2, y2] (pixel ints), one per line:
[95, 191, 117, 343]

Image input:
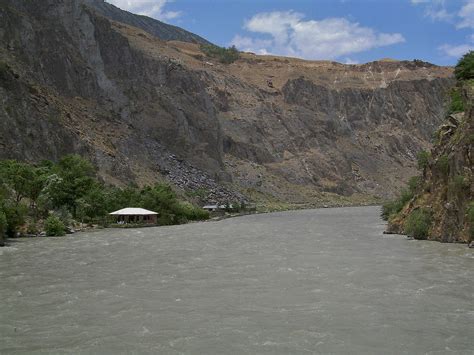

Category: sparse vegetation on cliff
[384, 52, 473, 243]
[404, 208, 431, 240]
[200, 44, 240, 64]
[448, 88, 464, 114]
[417, 150, 431, 170]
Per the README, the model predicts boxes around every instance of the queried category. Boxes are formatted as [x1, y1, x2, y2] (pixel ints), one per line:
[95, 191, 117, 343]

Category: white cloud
[438, 43, 474, 57]
[230, 11, 404, 60]
[105, 0, 181, 21]
[426, 8, 454, 21]
[428, 1, 473, 60]
[410, 0, 455, 22]
[230, 35, 272, 55]
[457, 0, 474, 29]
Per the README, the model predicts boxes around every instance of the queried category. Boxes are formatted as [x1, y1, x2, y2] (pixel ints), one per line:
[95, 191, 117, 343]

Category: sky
[105, 0, 474, 65]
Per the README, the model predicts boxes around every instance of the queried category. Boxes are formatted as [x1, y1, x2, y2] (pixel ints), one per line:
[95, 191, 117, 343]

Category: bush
[52, 207, 72, 226]
[404, 208, 431, 239]
[45, 215, 65, 236]
[454, 51, 474, 81]
[381, 188, 414, 221]
[417, 150, 431, 171]
[381, 200, 398, 221]
[200, 44, 240, 64]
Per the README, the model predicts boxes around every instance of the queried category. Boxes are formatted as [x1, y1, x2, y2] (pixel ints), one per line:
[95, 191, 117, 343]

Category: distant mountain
[0, 0, 455, 207]
[84, 0, 212, 45]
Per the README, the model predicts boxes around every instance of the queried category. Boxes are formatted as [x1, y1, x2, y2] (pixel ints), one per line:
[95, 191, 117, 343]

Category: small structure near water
[202, 204, 237, 213]
[109, 208, 158, 224]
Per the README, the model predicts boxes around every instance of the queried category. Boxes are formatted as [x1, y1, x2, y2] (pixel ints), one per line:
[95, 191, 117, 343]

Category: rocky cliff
[387, 82, 473, 243]
[84, 0, 211, 45]
[0, 0, 455, 206]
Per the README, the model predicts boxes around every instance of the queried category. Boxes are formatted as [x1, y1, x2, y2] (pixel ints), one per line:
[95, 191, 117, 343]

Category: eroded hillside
[387, 81, 473, 243]
[0, 0, 455, 206]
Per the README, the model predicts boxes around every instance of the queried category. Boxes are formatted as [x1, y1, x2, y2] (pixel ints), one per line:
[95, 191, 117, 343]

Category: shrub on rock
[404, 209, 431, 240]
[45, 215, 66, 236]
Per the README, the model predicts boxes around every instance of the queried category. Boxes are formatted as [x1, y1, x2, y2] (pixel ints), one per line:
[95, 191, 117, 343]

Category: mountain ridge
[84, 0, 211, 45]
[0, 0, 455, 206]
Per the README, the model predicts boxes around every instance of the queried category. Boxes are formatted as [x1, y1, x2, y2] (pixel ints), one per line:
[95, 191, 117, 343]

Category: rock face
[0, 0, 455, 205]
[387, 83, 473, 243]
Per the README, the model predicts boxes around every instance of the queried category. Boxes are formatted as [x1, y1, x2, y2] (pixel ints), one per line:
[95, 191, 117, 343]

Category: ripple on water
[0, 206, 472, 354]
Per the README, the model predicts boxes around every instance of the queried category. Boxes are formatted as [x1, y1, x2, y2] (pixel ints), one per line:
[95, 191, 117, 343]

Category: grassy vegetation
[200, 44, 240, 64]
[0, 155, 209, 242]
[381, 188, 414, 221]
[404, 208, 431, 240]
[447, 87, 464, 114]
[407, 176, 421, 192]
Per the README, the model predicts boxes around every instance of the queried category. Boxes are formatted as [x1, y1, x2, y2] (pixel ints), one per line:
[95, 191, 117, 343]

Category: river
[0, 206, 472, 354]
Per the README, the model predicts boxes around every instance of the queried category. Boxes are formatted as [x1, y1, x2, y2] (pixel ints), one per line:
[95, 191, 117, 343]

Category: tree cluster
[0, 155, 209, 241]
[200, 44, 240, 64]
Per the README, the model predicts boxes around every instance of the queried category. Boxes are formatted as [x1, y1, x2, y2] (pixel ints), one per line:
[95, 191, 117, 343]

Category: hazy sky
[105, 0, 474, 65]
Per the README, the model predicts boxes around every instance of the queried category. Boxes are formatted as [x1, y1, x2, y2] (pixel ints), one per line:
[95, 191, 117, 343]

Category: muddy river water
[0, 206, 472, 354]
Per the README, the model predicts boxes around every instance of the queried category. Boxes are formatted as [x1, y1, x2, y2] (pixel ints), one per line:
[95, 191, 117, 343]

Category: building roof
[109, 208, 158, 215]
[203, 205, 218, 209]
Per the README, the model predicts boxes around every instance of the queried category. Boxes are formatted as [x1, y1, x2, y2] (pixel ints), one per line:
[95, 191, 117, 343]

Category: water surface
[0, 206, 472, 354]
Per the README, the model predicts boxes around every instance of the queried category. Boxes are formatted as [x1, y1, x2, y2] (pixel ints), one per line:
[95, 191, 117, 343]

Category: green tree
[139, 184, 208, 225]
[454, 51, 474, 81]
[76, 183, 108, 222]
[47, 155, 96, 217]
[200, 44, 240, 64]
[2, 201, 28, 237]
[417, 150, 431, 171]
[0, 160, 35, 204]
[28, 165, 52, 218]
[105, 185, 142, 212]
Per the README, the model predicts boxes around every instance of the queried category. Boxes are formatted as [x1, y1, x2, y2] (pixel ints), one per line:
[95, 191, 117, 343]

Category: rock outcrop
[387, 82, 473, 243]
[0, 0, 455, 205]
